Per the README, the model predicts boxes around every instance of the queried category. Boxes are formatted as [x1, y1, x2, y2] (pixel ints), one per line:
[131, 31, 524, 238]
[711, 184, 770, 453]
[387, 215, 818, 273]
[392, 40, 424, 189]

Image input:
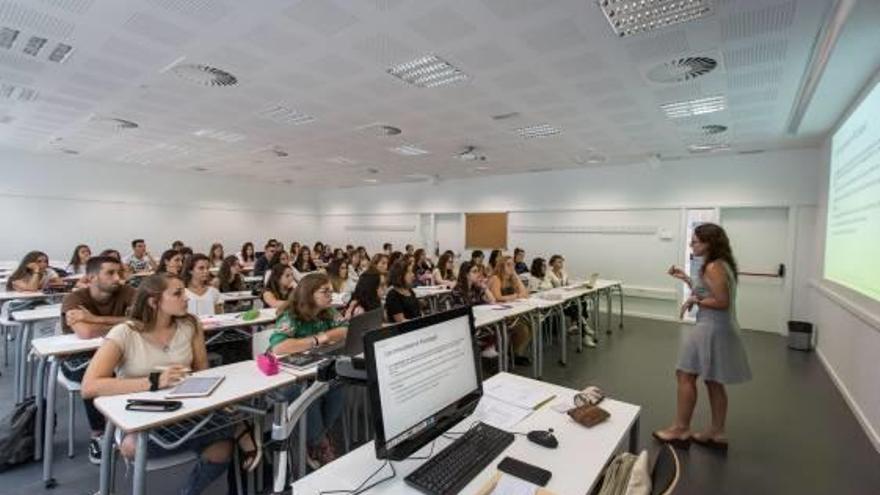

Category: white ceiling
[0, 0, 848, 188]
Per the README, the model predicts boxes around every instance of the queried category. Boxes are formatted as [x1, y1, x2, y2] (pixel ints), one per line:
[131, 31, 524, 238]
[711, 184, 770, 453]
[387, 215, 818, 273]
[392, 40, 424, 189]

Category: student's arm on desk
[66, 308, 127, 339]
[80, 340, 187, 399]
[272, 325, 347, 355]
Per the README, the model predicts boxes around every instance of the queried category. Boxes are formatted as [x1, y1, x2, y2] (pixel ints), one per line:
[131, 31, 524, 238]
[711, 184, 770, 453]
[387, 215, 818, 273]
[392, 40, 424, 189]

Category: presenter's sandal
[691, 432, 729, 453]
[652, 429, 691, 450]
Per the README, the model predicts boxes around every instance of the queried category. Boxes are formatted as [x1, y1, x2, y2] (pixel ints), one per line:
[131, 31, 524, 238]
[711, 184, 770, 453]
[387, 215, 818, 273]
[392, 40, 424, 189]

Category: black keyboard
[405, 422, 514, 495]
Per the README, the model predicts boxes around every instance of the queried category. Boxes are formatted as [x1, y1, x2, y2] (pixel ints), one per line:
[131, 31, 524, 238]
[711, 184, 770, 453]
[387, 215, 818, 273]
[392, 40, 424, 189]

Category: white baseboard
[816, 348, 880, 453]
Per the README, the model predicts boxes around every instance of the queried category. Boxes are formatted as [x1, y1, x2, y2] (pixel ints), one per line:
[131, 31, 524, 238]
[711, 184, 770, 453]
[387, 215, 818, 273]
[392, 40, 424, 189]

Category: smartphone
[497, 456, 552, 486]
[125, 399, 183, 412]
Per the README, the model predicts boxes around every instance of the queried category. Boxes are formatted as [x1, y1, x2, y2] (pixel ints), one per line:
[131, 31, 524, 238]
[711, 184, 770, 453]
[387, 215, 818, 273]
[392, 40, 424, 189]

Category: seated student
[157, 249, 184, 276]
[413, 249, 432, 285]
[263, 265, 295, 308]
[451, 261, 498, 358]
[488, 255, 533, 366]
[488, 249, 503, 273]
[217, 255, 244, 293]
[184, 254, 222, 316]
[238, 242, 256, 269]
[548, 255, 596, 347]
[99, 249, 130, 280]
[356, 246, 369, 261]
[332, 248, 346, 262]
[327, 259, 355, 295]
[5, 250, 64, 292]
[369, 253, 390, 283]
[404, 244, 414, 256]
[347, 251, 363, 284]
[514, 248, 529, 275]
[388, 250, 403, 268]
[125, 239, 158, 274]
[179, 246, 194, 272]
[432, 252, 457, 288]
[311, 242, 326, 268]
[66, 244, 92, 276]
[269, 274, 347, 467]
[344, 271, 382, 319]
[253, 240, 277, 277]
[171, 240, 185, 251]
[382, 242, 393, 256]
[385, 260, 422, 323]
[528, 257, 553, 292]
[208, 243, 225, 269]
[471, 250, 489, 278]
[81, 274, 254, 492]
[289, 242, 301, 260]
[292, 247, 318, 282]
[61, 255, 136, 463]
[263, 250, 291, 284]
[276, 242, 286, 257]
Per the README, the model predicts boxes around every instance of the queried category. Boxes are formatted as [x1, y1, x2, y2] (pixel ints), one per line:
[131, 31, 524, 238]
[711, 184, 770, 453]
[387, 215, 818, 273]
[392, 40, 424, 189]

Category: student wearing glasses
[269, 274, 348, 467]
[253, 241, 277, 278]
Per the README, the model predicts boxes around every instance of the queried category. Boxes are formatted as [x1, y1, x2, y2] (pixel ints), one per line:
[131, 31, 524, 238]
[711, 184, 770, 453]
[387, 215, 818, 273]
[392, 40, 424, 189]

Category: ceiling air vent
[170, 64, 238, 87]
[92, 116, 139, 129]
[701, 124, 727, 135]
[647, 57, 717, 83]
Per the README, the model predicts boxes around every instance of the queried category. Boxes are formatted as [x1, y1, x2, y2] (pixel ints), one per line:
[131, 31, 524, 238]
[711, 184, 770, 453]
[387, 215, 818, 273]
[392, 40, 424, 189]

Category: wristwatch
[149, 371, 161, 391]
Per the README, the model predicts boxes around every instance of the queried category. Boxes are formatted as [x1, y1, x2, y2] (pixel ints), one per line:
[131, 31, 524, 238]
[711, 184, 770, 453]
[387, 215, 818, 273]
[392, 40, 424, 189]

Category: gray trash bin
[787, 321, 814, 351]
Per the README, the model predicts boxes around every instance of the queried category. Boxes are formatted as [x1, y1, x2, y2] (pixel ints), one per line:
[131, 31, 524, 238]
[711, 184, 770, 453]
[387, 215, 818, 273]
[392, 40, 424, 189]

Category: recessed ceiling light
[357, 122, 401, 136]
[473, 166, 490, 172]
[688, 143, 730, 153]
[91, 116, 139, 130]
[387, 54, 469, 88]
[60, 148, 79, 155]
[0, 83, 38, 101]
[258, 105, 315, 126]
[47, 43, 74, 63]
[22, 36, 47, 56]
[193, 128, 245, 143]
[326, 156, 357, 165]
[491, 112, 520, 121]
[586, 153, 607, 164]
[597, 0, 714, 38]
[0, 27, 19, 49]
[514, 123, 561, 139]
[660, 95, 726, 119]
[170, 63, 238, 87]
[389, 144, 430, 156]
[363, 178, 379, 183]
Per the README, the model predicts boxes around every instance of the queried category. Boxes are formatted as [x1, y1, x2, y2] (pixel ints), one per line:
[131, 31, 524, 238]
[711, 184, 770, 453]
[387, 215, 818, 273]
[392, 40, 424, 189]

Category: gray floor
[1, 316, 879, 494]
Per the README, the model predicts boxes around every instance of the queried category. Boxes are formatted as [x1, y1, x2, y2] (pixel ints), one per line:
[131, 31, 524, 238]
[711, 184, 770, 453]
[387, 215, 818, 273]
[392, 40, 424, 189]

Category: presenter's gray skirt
[677, 308, 752, 384]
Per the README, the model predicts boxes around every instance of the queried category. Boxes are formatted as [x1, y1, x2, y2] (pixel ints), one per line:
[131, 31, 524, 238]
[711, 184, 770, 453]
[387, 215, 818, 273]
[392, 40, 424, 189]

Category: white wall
[0, 148, 320, 262]
[809, 140, 880, 452]
[319, 148, 822, 320]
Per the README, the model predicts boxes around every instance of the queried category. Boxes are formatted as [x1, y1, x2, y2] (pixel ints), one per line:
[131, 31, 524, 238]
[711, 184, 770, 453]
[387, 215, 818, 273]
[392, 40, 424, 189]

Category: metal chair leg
[68, 390, 75, 458]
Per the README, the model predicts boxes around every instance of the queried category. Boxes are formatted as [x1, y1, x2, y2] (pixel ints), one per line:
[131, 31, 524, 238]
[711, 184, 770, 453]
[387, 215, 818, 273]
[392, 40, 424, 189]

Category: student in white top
[81, 274, 260, 491]
[327, 259, 356, 295]
[66, 244, 92, 276]
[124, 239, 158, 274]
[237, 242, 256, 269]
[264, 250, 291, 284]
[547, 254, 569, 287]
[5, 250, 64, 292]
[208, 243, 225, 269]
[184, 254, 222, 316]
[347, 251, 363, 284]
[528, 257, 553, 292]
[431, 252, 457, 288]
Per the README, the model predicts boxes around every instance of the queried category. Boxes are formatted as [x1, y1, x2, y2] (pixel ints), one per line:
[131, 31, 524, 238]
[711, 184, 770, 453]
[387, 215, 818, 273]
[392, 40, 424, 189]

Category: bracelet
[312, 335, 319, 348]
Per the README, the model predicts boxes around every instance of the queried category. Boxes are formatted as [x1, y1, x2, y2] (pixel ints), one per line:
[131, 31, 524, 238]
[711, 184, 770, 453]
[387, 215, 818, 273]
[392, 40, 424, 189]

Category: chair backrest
[0, 300, 23, 326]
[651, 444, 681, 495]
[251, 328, 274, 359]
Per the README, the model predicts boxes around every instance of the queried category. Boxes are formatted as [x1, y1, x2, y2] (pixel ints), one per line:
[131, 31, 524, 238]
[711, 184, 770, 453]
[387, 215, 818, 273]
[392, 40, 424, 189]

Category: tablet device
[165, 376, 225, 399]
[280, 353, 326, 370]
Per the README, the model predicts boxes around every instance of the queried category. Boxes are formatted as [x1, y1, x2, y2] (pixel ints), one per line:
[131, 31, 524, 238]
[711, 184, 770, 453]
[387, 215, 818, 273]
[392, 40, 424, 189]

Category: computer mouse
[527, 429, 558, 449]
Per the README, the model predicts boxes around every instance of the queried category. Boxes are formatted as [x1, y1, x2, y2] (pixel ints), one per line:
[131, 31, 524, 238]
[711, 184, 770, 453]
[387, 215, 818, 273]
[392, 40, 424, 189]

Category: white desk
[413, 286, 452, 314]
[291, 372, 641, 495]
[218, 290, 259, 304]
[11, 303, 62, 402]
[0, 290, 67, 302]
[95, 360, 311, 495]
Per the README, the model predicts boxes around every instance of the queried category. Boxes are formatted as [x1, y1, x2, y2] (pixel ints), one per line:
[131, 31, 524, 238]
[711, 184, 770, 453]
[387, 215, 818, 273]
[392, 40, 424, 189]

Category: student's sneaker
[480, 347, 499, 359]
[582, 335, 597, 348]
[88, 436, 103, 465]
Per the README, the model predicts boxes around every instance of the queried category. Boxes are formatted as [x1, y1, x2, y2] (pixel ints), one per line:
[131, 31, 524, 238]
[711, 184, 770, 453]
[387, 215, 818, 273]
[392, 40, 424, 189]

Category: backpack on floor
[0, 398, 39, 472]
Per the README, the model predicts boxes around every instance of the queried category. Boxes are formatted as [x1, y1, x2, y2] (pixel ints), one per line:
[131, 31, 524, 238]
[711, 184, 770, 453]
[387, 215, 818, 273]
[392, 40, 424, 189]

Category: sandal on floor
[692, 433, 729, 453]
[652, 430, 691, 450]
[236, 425, 262, 472]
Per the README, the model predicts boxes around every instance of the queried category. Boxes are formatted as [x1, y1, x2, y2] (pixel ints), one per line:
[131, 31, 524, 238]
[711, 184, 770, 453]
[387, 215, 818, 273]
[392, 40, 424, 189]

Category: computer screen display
[365, 306, 481, 460]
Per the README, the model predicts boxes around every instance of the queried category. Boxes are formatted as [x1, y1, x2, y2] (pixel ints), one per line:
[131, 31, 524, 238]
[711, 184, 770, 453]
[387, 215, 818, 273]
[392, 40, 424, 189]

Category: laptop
[317, 308, 385, 357]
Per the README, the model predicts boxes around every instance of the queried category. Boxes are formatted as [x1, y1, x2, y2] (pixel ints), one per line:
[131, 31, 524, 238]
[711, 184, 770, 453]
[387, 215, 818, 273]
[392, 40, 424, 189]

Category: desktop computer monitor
[364, 305, 482, 461]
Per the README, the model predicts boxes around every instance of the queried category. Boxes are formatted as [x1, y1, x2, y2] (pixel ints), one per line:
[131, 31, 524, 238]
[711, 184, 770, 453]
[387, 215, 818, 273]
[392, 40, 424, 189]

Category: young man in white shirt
[124, 239, 157, 273]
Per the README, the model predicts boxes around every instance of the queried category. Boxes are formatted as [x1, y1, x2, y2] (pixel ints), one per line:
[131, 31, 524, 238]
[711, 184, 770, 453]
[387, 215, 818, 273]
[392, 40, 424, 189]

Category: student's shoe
[480, 347, 499, 359]
[582, 335, 597, 348]
[88, 436, 102, 465]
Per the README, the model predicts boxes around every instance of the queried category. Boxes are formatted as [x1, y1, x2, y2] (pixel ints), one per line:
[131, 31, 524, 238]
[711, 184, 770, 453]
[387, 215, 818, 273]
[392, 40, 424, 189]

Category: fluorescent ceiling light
[258, 105, 315, 126]
[688, 143, 730, 153]
[597, 0, 714, 37]
[387, 54, 469, 88]
[327, 156, 357, 165]
[515, 123, 561, 139]
[48, 43, 74, 63]
[363, 178, 379, 183]
[0, 27, 19, 49]
[193, 128, 246, 143]
[23, 36, 47, 56]
[660, 95, 726, 119]
[389, 144, 430, 156]
[0, 83, 38, 101]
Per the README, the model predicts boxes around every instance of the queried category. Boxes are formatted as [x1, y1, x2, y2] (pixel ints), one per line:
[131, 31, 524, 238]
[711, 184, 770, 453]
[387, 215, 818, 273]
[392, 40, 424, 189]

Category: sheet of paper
[484, 380, 556, 410]
[473, 395, 533, 430]
[491, 474, 539, 495]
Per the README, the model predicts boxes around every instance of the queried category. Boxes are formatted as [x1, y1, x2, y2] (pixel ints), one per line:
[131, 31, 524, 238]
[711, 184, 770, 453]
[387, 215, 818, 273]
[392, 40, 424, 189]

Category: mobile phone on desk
[125, 399, 183, 412]
[497, 456, 552, 487]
